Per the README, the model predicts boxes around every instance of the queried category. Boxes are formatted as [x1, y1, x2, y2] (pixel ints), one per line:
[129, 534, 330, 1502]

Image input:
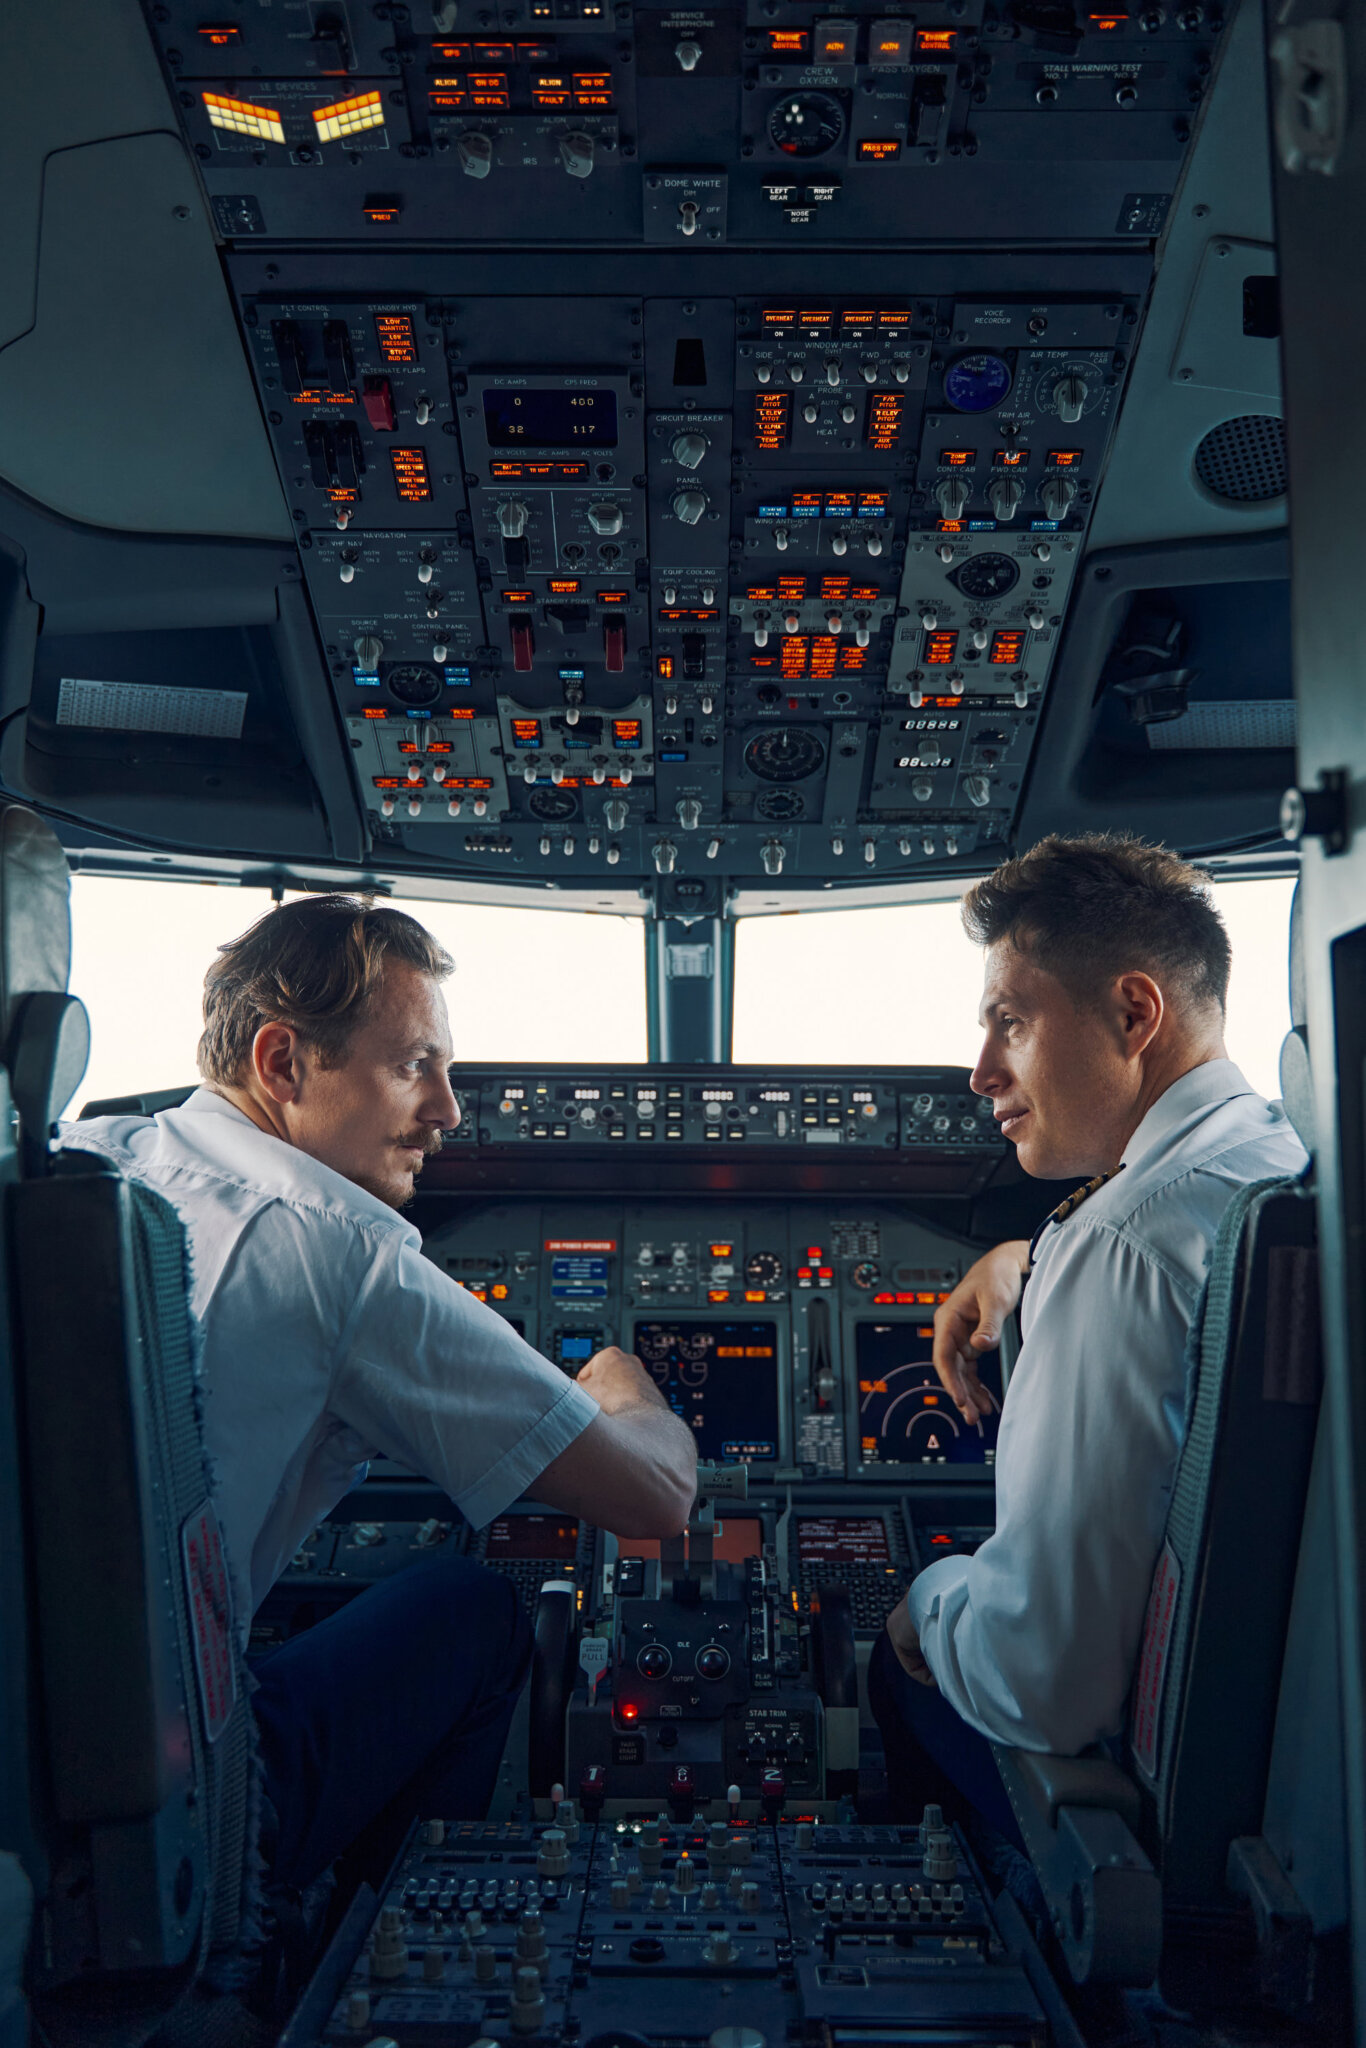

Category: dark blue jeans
[867, 1629, 1024, 1848]
[250, 1554, 533, 1890]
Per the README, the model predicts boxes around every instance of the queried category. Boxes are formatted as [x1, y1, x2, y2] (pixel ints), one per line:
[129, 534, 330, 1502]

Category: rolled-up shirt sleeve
[908, 1219, 1196, 1754]
[329, 1229, 600, 1528]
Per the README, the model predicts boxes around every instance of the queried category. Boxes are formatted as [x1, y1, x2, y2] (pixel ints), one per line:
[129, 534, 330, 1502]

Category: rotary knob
[672, 488, 709, 525]
[1053, 372, 1088, 423]
[604, 797, 628, 832]
[676, 797, 702, 830]
[675, 36, 702, 67]
[352, 634, 384, 667]
[587, 501, 623, 536]
[988, 475, 1024, 521]
[671, 431, 709, 469]
[935, 475, 971, 522]
[653, 839, 677, 874]
[498, 500, 529, 539]
[963, 773, 991, 808]
[458, 131, 493, 178]
[559, 130, 595, 177]
[1040, 475, 1076, 522]
[760, 839, 785, 876]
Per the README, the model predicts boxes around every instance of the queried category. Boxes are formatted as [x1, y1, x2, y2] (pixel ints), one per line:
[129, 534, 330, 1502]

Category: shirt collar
[1120, 1057, 1256, 1172]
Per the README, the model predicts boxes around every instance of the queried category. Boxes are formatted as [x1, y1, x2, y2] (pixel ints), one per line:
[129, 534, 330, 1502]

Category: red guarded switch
[603, 617, 627, 673]
[361, 377, 396, 431]
[510, 616, 535, 672]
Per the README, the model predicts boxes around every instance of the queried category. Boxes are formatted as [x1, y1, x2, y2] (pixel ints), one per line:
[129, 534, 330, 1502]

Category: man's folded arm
[530, 1401, 698, 1538]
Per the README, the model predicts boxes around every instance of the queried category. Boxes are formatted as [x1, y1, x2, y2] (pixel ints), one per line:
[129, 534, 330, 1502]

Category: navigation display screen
[633, 1320, 780, 1463]
[856, 1322, 999, 1467]
[483, 387, 618, 447]
[798, 1516, 891, 1564]
[486, 1514, 579, 1559]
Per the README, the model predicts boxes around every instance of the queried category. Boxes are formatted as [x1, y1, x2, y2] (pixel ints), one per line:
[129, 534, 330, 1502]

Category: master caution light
[312, 89, 386, 142]
[202, 91, 285, 144]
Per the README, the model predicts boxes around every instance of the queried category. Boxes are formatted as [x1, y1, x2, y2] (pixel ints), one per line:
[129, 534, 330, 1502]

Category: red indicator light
[763, 308, 797, 327]
[916, 28, 956, 49]
[752, 390, 792, 450]
[768, 28, 809, 50]
[389, 447, 431, 501]
[597, 588, 629, 604]
[198, 23, 242, 43]
[940, 448, 974, 467]
[620, 1704, 639, 1722]
[925, 629, 959, 665]
[612, 719, 642, 745]
[990, 628, 1026, 665]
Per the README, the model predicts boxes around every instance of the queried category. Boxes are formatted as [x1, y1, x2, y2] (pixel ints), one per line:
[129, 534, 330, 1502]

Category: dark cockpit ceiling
[0, 0, 1292, 908]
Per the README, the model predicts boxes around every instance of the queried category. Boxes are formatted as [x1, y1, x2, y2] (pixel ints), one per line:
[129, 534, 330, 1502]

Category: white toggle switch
[447, 796, 462, 817]
[339, 562, 356, 583]
[472, 796, 488, 815]
[831, 532, 848, 556]
[826, 358, 841, 387]
[458, 131, 493, 178]
[864, 840, 877, 864]
[679, 200, 699, 235]
[774, 526, 789, 551]
[407, 797, 422, 818]
[415, 398, 432, 425]
[675, 36, 702, 67]
[432, 642, 448, 662]
[826, 611, 842, 634]
[418, 562, 434, 584]
[866, 533, 883, 556]
[803, 402, 818, 424]
[971, 626, 989, 650]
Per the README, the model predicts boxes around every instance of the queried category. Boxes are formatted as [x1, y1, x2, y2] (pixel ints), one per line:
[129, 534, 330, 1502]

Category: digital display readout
[486, 1513, 579, 1558]
[483, 388, 618, 447]
[856, 1323, 999, 1467]
[798, 1516, 891, 1564]
[633, 1321, 780, 1463]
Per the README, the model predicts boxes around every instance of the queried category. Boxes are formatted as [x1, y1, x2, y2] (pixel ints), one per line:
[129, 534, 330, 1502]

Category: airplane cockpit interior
[3, 2, 1365, 2046]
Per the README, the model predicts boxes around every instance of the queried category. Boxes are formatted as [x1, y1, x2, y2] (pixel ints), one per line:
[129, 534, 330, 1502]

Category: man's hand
[887, 1596, 937, 1687]
[574, 1346, 668, 1416]
[932, 1240, 1029, 1423]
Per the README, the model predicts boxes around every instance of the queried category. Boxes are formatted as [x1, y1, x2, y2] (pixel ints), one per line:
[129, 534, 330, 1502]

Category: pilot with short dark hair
[871, 834, 1306, 1840]
[62, 896, 697, 1895]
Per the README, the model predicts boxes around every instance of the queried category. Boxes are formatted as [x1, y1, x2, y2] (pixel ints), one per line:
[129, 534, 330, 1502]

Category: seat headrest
[0, 804, 72, 1027]
[1279, 879, 1315, 1156]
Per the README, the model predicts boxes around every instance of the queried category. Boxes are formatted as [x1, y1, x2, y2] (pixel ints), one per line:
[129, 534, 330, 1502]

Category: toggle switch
[675, 36, 702, 67]
[679, 200, 700, 234]
[559, 130, 595, 177]
[458, 131, 493, 178]
[830, 532, 848, 556]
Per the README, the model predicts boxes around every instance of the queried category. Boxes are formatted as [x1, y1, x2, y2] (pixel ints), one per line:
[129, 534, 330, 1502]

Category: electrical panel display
[855, 1322, 1000, 1468]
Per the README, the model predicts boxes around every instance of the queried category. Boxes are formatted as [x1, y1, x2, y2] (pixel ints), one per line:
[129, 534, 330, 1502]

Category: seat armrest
[994, 1746, 1143, 1836]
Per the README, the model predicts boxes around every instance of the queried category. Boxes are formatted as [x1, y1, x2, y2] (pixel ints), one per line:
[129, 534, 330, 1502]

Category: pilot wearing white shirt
[63, 896, 697, 1898]
[870, 834, 1306, 1840]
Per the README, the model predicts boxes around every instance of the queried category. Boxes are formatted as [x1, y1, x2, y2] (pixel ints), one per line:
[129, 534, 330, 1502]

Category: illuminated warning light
[432, 39, 473, 59]
[940, 448, 974, 468]
[1048, 448, 1083, 466]
[781, 637, 810, 675]
[767, 28, 809, 51]
[426, 740, 455, 754]
[777, 575, 808, 599]
[708, 1288, 731, 1303]
[824, 493, 856, 516]
[619, 1703, 639, 1722]
[502, 589, 535, 604]
[744, 1290, 767, 1304]
[203, 92, 285, 144]
[597, 589, 629, 604]
[710, 1242, 735, 1257]
[839, 311, 877, 334]
[878, 308, 911, 327]
[994, 446, 1029, 466]
[657, 653, 675, 680]
[363, 706, 388, 718]
[990, 628, 1026, 665]
[799, 309, 835, 328]
[374, 314, 418, 365]
[363, 195, 402, 222]
[820, 576, 852, 599]
[429, 89, 468, 108]
[857, 492, 889, 516]
[865, 391, 905, 450]
[612, 719, 643, 746]
[470, 89, 510, 105]
[1088, 12, 1128, 24]
[858, 138, 902, 159]
[389, 447, 432, 501]
[573, 70, 613, 89]
[532, 75, 573, 104]
[752, 389, 792, 450]
[575, 90, 613, 106]
[512, 719, 543, 746]
[938, 520, 964, 533]
[474, 40, 516, 59]
[375, 775, 420, 789]
[925, 629, 959, 665]
[916, 27, 956, 49]
[762, 308, 797, 327]
[197, 22, 242, 44]
[467, 70, 509, 89]
[747, 586, 778, 603]
[313, 89, 386, 142]
[548, 578, 581, 594]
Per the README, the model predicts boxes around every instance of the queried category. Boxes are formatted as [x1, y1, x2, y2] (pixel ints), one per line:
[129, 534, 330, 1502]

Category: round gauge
[744, 728, 827, 783]
[678, 1357, 710, 1388]
[634, 1326, 671, 1365]
[678, 1330, 713, 1363]
[745, 1251, 783, 1288]
[528, 787, 579, 821]
[756, 788, 806, 820]
[950, 553, 1020, 601]
[851, 1260, 881, 1290]
[768, 91, 846, 157]
[385, 663, 442, 707]
[943, 353, 1013, 414]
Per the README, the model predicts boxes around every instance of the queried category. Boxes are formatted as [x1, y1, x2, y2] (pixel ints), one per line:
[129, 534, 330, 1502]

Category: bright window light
[733, 876, 1297, 1103]
[66, 880, 646, 1114]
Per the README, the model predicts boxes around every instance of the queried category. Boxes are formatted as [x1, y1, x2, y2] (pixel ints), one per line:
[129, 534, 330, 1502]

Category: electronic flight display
[485, 1513, 580, 1559]
[857, 1322, 1000, 1468]
[633, 1320, 780, 1464]
[482, 388, 619, 447]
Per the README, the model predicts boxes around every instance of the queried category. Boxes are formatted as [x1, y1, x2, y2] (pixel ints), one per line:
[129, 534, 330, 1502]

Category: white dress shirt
[60, 1089, 598, 1643]
[908, 1059, 1308, 1754]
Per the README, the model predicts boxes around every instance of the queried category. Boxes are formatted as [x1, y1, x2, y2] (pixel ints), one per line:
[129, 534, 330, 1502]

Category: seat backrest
[0, 805, 258, 2046]
[1129, 1172, 1321, 1904]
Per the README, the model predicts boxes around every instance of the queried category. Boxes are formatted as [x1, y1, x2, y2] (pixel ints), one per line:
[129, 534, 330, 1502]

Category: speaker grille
[1193, 413, 1286, 503]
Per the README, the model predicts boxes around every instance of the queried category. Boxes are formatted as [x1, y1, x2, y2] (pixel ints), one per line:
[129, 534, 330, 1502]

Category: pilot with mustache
[63, 895, 697, 1898]
[870, 835, 1306, 1843]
